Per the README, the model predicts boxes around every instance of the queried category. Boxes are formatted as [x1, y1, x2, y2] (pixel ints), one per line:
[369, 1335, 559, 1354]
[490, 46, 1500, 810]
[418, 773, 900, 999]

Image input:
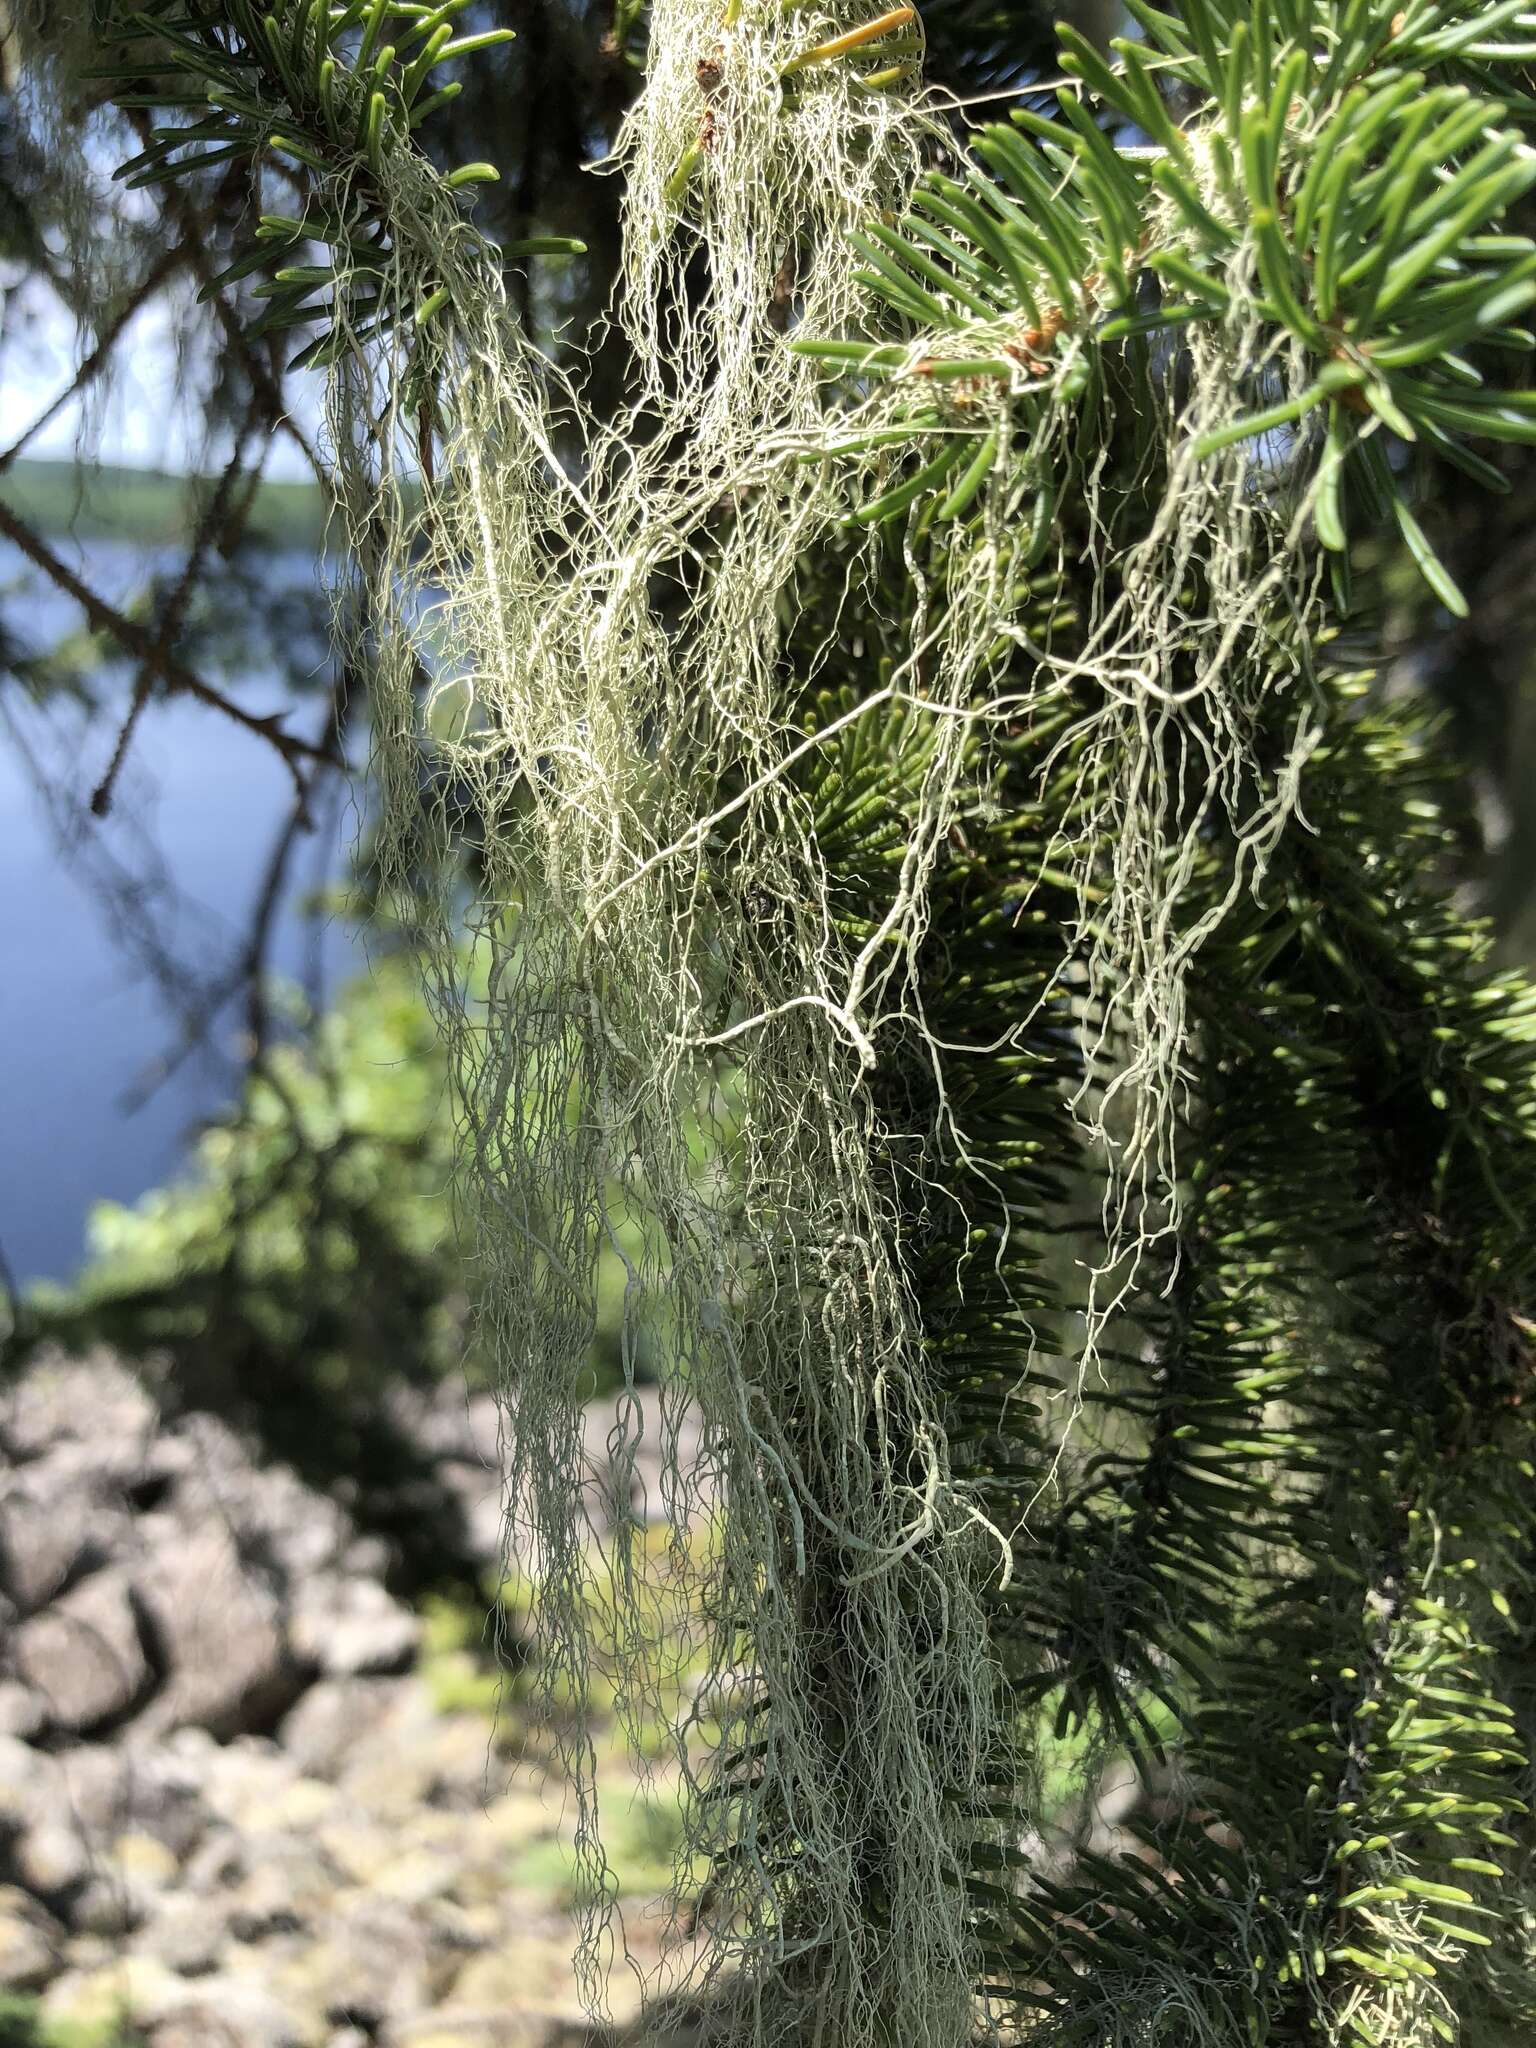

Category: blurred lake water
[1, 534, 366, 1285]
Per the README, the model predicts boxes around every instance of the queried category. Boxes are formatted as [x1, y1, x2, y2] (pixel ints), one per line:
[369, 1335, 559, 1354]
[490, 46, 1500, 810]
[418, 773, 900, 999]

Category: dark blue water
[1, 538, 366, 1285]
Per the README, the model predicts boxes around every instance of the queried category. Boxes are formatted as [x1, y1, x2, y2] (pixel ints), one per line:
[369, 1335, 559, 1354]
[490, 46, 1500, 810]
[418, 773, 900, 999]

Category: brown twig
[0, 497, 339, 796]
[244, 668, 353, 1061]
[124, 113, 332, 490]
[0, 243, 187, 477]
[113, 661, 354, 1116]
[91, 409, 267, 818]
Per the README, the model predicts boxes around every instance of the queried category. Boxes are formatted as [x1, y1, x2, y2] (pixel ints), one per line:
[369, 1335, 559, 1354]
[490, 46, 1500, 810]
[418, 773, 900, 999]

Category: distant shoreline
[0, 456, 331, 549]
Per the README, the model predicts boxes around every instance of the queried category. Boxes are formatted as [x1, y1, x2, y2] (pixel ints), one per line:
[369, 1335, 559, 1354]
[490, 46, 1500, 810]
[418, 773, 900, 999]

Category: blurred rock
[133, 1520, 302, 1742]
[0, 1680, 48, 1740]
[291, 1577, 420, 1679]
[2, 1352, 160, 1465]
[39, 1953, 185, 2034]
[222, 1831, 341, 1941]
[278, 1677, 409, 1780]
[63, 1737, 214, 1858]
[0, 1731, 63, 1837]
[146, 1974, 306, 2048]
[9, 1820, 91, 1906]
[71, 1870, 154, 1939]
[59, 1832, 178, 1937]
[272, 1893, 432, 2030]
[0, 1884, 62, 1991]
[395, 2023, 548, 2048]
[112, 1831, 179, 1887]
[12, 1567, 153, 1733]
[136, 1891, 227, 1976]
[0, 1472, 126, 1617]
[0, 1351, 706, 2048]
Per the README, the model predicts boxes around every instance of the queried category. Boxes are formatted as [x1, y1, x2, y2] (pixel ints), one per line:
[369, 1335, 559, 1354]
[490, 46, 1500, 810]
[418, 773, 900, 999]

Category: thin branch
[0, 686, 243, 1118]
[0, 243, 187, 477]
[114, 661, 355, 1116]
[0, 497, 340, 793]
[91, 409, 266, 817]
[244, 668, 353, 1061]
[125, 112, 333, 490]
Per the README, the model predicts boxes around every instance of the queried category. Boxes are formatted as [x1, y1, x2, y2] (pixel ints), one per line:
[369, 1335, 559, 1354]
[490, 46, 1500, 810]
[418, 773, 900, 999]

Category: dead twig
[90, 407, 268, 818]
[0, 497, 340, 800]
[0, 242, 187, 477]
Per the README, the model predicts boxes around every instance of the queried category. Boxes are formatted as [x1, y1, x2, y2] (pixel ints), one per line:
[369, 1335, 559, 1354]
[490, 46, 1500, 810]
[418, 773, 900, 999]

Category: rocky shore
[0, 1353, 697, 2048]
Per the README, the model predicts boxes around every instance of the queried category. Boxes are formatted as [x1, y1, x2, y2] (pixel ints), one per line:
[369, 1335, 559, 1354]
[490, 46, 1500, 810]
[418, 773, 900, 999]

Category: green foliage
[32, 944, 460, 1356]
[765, 2, 1536, 2017]
[418, 1590, 509, 1716]
[94, 1, 579, 370]
[774, 541, 1536, 2040]
[807, 0, 1536, 615]
[0, 1995, 142, 2048]
[1005, 684, 1536, 2041]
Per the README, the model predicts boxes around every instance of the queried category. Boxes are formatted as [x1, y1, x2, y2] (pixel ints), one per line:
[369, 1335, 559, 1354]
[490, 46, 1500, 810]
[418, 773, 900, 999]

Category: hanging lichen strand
[86, 0, 1536, 2043]
[352, 14, 1004, 2045]
[80, 5, 1008, 2042]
